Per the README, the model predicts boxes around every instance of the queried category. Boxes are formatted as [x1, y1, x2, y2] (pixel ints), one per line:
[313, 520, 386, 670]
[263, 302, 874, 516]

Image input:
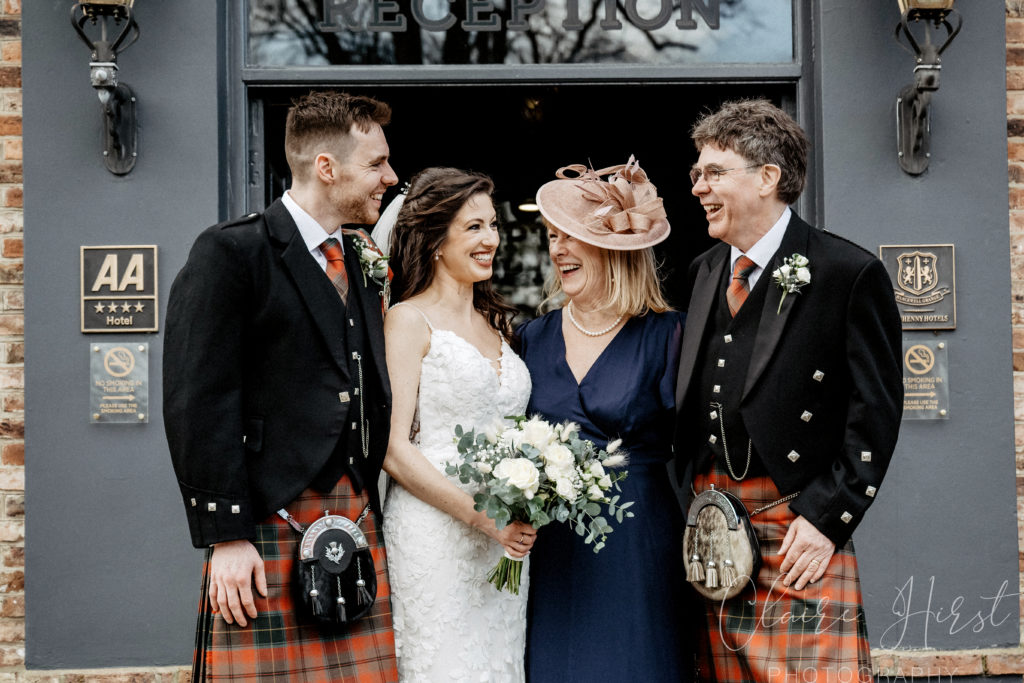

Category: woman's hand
[491, 519, 537, 559]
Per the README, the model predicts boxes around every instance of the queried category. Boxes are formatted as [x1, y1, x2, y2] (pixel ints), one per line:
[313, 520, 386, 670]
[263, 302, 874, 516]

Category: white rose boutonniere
[771, 253, 811, 314]
[342, 229, 392, 312]
[347, 232, 390, 287]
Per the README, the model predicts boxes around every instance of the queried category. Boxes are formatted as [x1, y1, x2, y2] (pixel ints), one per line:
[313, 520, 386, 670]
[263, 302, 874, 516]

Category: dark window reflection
[248, 0, 793, 66]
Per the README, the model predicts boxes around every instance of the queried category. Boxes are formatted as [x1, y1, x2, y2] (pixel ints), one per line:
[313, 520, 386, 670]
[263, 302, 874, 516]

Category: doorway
[255, 83, 793, 312]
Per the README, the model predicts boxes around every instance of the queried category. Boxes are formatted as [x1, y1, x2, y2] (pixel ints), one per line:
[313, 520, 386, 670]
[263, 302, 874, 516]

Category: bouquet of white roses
[445, 415, 634, 594]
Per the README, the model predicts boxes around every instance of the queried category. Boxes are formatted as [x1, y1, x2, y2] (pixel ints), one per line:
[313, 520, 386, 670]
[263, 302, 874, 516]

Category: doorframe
[222, 0, 822, 222]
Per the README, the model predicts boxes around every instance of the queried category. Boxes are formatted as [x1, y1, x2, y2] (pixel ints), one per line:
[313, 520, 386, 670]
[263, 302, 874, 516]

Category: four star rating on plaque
[93, 301, 146, 314]
[81, 246, 158, 332]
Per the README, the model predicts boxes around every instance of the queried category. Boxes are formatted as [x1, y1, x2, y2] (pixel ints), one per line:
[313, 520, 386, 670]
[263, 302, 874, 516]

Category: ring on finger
[809, 560, 820, 566]
[519, 533, 525, 543]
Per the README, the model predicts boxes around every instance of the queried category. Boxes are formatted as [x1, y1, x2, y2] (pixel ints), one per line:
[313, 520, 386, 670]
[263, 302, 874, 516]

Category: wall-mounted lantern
[70, 1, 139, 175]
[894, 0, 962, 175]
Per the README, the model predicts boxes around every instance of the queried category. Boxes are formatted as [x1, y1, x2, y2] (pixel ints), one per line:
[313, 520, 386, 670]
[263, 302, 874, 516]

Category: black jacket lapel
[343, 230, 392, 403]
[676, 244, 729, 410]
[743, 213, 811, 398]
[266, 200, 350, 373]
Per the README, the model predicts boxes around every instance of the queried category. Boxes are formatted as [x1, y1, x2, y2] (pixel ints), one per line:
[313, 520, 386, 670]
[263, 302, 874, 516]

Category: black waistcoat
[310, 245, 380, 494]
[691, 263, 771, 479]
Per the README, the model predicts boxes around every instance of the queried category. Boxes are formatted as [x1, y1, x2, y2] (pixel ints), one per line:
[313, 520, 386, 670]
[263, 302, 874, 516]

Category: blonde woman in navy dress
[518, 158, 690, 682]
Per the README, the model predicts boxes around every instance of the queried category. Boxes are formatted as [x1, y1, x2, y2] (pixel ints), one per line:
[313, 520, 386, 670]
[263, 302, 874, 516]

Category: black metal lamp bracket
[894, 9, 962, 176]
[71, 2, 140, 175]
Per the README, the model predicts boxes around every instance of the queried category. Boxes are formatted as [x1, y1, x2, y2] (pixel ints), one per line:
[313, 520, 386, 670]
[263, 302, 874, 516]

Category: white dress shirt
[728, 207, 792, 289]
[281, 190, 343, 273]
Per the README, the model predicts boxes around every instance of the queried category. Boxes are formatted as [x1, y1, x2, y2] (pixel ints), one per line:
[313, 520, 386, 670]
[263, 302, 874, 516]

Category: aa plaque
[81, 245, 158, 333]
[90, 343, 149, 423]
[901, 338, 949, 420]
[879, 244, 956, 330]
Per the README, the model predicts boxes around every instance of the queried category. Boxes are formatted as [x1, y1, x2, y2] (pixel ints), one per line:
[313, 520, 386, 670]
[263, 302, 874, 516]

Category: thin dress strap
[389, 301, 434, 331]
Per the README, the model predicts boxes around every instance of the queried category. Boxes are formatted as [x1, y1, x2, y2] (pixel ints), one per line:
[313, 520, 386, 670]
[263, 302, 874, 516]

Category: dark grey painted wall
[21, 0, 1016, 670]
[23, 0, 220, 669]
[819, 1, 1017, 650]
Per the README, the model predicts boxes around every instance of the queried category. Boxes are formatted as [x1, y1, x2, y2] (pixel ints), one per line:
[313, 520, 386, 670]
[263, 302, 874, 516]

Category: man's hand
[209, 539, 267, 627]
[778, 515, 835, 591]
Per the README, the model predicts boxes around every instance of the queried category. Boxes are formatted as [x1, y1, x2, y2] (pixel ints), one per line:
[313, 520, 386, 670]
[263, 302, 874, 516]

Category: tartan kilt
[692, 463, 872, 683]
[193, 476, 398, 682]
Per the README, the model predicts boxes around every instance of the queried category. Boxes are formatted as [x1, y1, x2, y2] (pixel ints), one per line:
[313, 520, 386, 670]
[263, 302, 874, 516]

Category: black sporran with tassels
[295, 510, 377, 627]
[684, 486, 761, 601]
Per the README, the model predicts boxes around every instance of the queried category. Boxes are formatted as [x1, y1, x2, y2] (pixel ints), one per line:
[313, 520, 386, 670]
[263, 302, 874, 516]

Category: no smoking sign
[902, 339, 949, 420]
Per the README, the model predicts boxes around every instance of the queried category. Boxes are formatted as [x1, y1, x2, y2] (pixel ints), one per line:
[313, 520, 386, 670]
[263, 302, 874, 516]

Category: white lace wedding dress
[382, 304, 532, 683]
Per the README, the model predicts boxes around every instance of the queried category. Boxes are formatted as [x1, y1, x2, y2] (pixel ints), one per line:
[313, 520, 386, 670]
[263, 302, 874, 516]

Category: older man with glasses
[673, 98, 903, 683]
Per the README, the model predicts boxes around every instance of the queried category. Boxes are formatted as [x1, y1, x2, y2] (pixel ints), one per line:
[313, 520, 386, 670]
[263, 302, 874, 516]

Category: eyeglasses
[689, 164, 763, 186]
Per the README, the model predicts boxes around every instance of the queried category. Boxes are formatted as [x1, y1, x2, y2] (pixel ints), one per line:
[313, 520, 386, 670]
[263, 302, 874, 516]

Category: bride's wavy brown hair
[389, 167, 519, 341]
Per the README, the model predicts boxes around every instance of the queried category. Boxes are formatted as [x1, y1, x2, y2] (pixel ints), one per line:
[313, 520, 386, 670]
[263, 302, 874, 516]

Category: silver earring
[435, 252, 441, 260]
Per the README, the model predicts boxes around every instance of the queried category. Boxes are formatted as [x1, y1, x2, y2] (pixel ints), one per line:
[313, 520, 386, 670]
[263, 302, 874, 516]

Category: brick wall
[0, 0, 22, 673]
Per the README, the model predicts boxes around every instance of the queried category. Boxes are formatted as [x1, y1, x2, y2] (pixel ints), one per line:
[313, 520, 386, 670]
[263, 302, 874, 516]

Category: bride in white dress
[379, 167, 536, 682]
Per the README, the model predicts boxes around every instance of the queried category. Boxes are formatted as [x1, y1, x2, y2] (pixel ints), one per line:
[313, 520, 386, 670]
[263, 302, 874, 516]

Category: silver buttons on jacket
[708, 435, 717, 445]
[865, 486, 877, 498]
[717, 359, 726, 367]
[712, 385, 721, 393]
[841, 511, 853, 523]
[231, 505, 241, 514]
[710, 410, 718, 421]
[724, 334, 733, 343]
[339, 391, 350, 403]
[207, 502, 217, 512]
[813, 370, 825, 382]
[800, 411, 813, 422]
[787, 450, 800, 462]
[861, 451, 872, 462]
[190, 498, 197, 507]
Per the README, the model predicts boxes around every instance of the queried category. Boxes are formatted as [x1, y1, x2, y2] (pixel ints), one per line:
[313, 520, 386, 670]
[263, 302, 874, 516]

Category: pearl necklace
[566, 301, 624, 337]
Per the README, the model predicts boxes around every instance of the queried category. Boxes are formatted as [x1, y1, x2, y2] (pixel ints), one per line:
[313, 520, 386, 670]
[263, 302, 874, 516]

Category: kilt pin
[195, 478, 397, 682]
[693, 464, 871, 683]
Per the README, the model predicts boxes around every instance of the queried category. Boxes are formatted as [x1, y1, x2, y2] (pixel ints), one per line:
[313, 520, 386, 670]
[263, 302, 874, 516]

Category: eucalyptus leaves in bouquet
[445, 415, 634, 594]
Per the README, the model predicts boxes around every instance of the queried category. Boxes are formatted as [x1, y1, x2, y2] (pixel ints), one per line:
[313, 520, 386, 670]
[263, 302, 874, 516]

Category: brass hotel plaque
[879, 244, 956, 330]
[80, 245, 158, 333]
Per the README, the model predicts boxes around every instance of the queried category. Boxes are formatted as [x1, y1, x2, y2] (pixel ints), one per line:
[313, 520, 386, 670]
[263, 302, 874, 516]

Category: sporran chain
[710, 401, 751, 481]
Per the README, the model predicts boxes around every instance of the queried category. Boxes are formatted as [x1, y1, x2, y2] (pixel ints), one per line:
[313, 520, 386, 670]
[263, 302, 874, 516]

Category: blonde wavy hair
[540, 224, 671, 318]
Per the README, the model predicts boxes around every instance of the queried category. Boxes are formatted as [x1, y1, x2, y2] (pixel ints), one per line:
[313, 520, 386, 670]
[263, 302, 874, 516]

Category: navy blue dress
[519, 309, 690, 683]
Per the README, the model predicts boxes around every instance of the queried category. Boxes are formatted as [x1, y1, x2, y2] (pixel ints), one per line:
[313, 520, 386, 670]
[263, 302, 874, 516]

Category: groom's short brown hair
[284, 91, 392, 181]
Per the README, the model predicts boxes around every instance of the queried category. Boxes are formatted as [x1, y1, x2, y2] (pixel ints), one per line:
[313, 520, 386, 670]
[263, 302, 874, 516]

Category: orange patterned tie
[319, 238, 349, 304]
[726, 256, 757, 317]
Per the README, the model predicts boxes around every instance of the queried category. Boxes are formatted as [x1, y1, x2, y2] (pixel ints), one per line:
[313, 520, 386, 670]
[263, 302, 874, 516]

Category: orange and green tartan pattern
[693, 466, 872, 683]
[194, 478, 398, 682]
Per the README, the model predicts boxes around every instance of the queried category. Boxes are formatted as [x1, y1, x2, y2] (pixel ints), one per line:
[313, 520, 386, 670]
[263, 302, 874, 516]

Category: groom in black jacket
[164, 91, 399, 681]
[674, 99, 902, 681]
